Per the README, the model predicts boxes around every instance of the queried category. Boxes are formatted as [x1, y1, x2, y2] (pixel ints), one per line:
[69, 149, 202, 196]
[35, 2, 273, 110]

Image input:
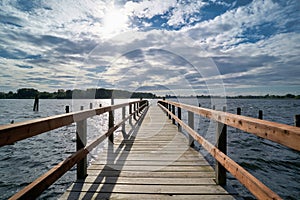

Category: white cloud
[0, 0, 299, 95]
[124, 0, 176, 19]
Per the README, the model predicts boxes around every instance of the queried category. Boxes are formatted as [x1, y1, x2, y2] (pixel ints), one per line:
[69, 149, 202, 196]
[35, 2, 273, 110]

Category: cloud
[0, 0, 299, 96]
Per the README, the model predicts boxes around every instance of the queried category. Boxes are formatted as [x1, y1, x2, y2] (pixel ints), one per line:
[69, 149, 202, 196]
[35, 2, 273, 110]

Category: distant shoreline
[0, 88, 299, 99]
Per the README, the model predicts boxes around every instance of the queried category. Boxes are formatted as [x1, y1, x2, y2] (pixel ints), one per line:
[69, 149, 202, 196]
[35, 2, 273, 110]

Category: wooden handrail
[158, 102, 283, 200]
[1, 100, 148, 199]
[158, 100, 300, 151]
[0, 100, 146, 147]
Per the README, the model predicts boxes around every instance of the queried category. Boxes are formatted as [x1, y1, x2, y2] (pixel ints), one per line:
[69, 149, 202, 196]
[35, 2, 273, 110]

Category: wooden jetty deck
[60, 105, 236, 199]
[2, 99, 299, 199]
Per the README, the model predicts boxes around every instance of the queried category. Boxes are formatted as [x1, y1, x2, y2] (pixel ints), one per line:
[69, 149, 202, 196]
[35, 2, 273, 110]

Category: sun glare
[103, 9, 128, 36]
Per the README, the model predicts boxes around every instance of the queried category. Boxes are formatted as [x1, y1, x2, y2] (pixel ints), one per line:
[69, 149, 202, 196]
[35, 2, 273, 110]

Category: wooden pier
[1, 99, 299, 199]
[60, 105, 236, 199]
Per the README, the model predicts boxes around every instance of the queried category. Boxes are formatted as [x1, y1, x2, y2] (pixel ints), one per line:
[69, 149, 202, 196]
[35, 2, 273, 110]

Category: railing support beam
[109, 110, 114, 143]
[188, 111, 194, 147]
[172, 105, 175, 125]
[215, 106, 227, 185]
[76, 106, 87, 179]
[177, 107, 182, 131]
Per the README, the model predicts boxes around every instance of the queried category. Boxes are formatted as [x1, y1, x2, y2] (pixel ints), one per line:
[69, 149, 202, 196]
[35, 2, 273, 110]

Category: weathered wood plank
[86, 170, 215, 178]
[75, 176, 216, 185]
[60, 192, 236, 200]
[66, 183, 230, 194]
[87, 164, 213, 172]
[93, 160, 209, 166]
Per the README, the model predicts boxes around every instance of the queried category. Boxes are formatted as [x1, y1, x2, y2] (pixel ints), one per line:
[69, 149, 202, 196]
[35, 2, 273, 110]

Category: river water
[0, 98, 299, 199]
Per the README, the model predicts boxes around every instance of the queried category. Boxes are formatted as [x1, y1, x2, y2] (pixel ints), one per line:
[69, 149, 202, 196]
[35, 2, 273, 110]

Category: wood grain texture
[60, 105, 236, 200]
[158, 100, 300, 151]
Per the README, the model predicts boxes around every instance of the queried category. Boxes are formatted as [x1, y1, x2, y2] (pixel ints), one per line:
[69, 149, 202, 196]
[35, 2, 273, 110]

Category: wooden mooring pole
[33, 95, 39, 111]
[258, 110, 263, 120]
[76, 106, 87, 179]
[237, 107, 241, 115]
[295, 115, 300, 127]
[65, 106, 70, 113]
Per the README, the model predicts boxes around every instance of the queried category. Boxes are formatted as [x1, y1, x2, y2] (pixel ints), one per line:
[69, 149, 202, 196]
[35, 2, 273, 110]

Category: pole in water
[65, 106, 70, 113]
[258, 110, 263, 120]
[33, 94, 39, 111]
[237, 107, 241, 115]
[295, 115, 300, 127]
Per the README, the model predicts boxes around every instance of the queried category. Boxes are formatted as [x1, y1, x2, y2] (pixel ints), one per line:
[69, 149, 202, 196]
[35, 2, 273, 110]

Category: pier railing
[158, 100, 300, 200]
[0, 100, 148, 199]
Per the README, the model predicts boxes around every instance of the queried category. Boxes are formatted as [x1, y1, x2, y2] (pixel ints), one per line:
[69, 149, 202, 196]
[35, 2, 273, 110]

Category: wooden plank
[75, 176, 216, 185]
[60, 192, 236, 200]
[93, 160, 209, 166]
[86, 170, 215, 178]
[87, 164, 213, 172]
[66, 183, 230, 194]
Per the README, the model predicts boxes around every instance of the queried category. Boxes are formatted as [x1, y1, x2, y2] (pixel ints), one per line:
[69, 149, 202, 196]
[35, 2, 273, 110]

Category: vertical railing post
[188, 111, 194, 147]
[109, 99, 114, 143]
[122, 106, 126, 132]
[177, 107, 182, 131]
[134, 103, 137, 119]
[129, 103, 132, 124]
[215, 106, 227, 185]
[76, 106, 87, 179]
[168, 104, 171, 119]
[172, 105, 175, 124]
[166, 103, 169, 116]
[89, 103, 93, 109]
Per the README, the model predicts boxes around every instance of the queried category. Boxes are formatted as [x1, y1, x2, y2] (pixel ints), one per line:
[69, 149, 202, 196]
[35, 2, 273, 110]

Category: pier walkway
[3, 99, 298, 199]
[60, 105, 236, 199]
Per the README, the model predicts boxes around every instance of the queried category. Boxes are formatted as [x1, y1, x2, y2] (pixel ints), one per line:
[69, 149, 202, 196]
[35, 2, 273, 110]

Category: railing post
[90, 103, 93, 109]
[172, 105, 175, 124]
[134, 103, 137, 119]
[129, 103, 132, 124]
[122, 106, 126, 132]
[168, 104, 171, 119]
[188, 111, 194, 147]
[109, 99, 114, 143]
[177, 107, 182, 131]
[76, 106, 87, 179]
[215, 106, 227, 185]
[166, 103, 169, 116]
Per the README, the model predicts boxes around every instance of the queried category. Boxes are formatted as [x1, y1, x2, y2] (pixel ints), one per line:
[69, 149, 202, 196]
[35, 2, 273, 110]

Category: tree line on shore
[0, 88, 299, 99]
[0, 88, 157, 99]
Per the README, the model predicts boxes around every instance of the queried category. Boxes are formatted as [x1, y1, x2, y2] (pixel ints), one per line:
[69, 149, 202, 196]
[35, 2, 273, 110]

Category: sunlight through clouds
[0, 0, 299, 95]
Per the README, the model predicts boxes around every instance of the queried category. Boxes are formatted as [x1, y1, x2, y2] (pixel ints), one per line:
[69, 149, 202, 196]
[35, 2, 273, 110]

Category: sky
[0, 0, 299, 96]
